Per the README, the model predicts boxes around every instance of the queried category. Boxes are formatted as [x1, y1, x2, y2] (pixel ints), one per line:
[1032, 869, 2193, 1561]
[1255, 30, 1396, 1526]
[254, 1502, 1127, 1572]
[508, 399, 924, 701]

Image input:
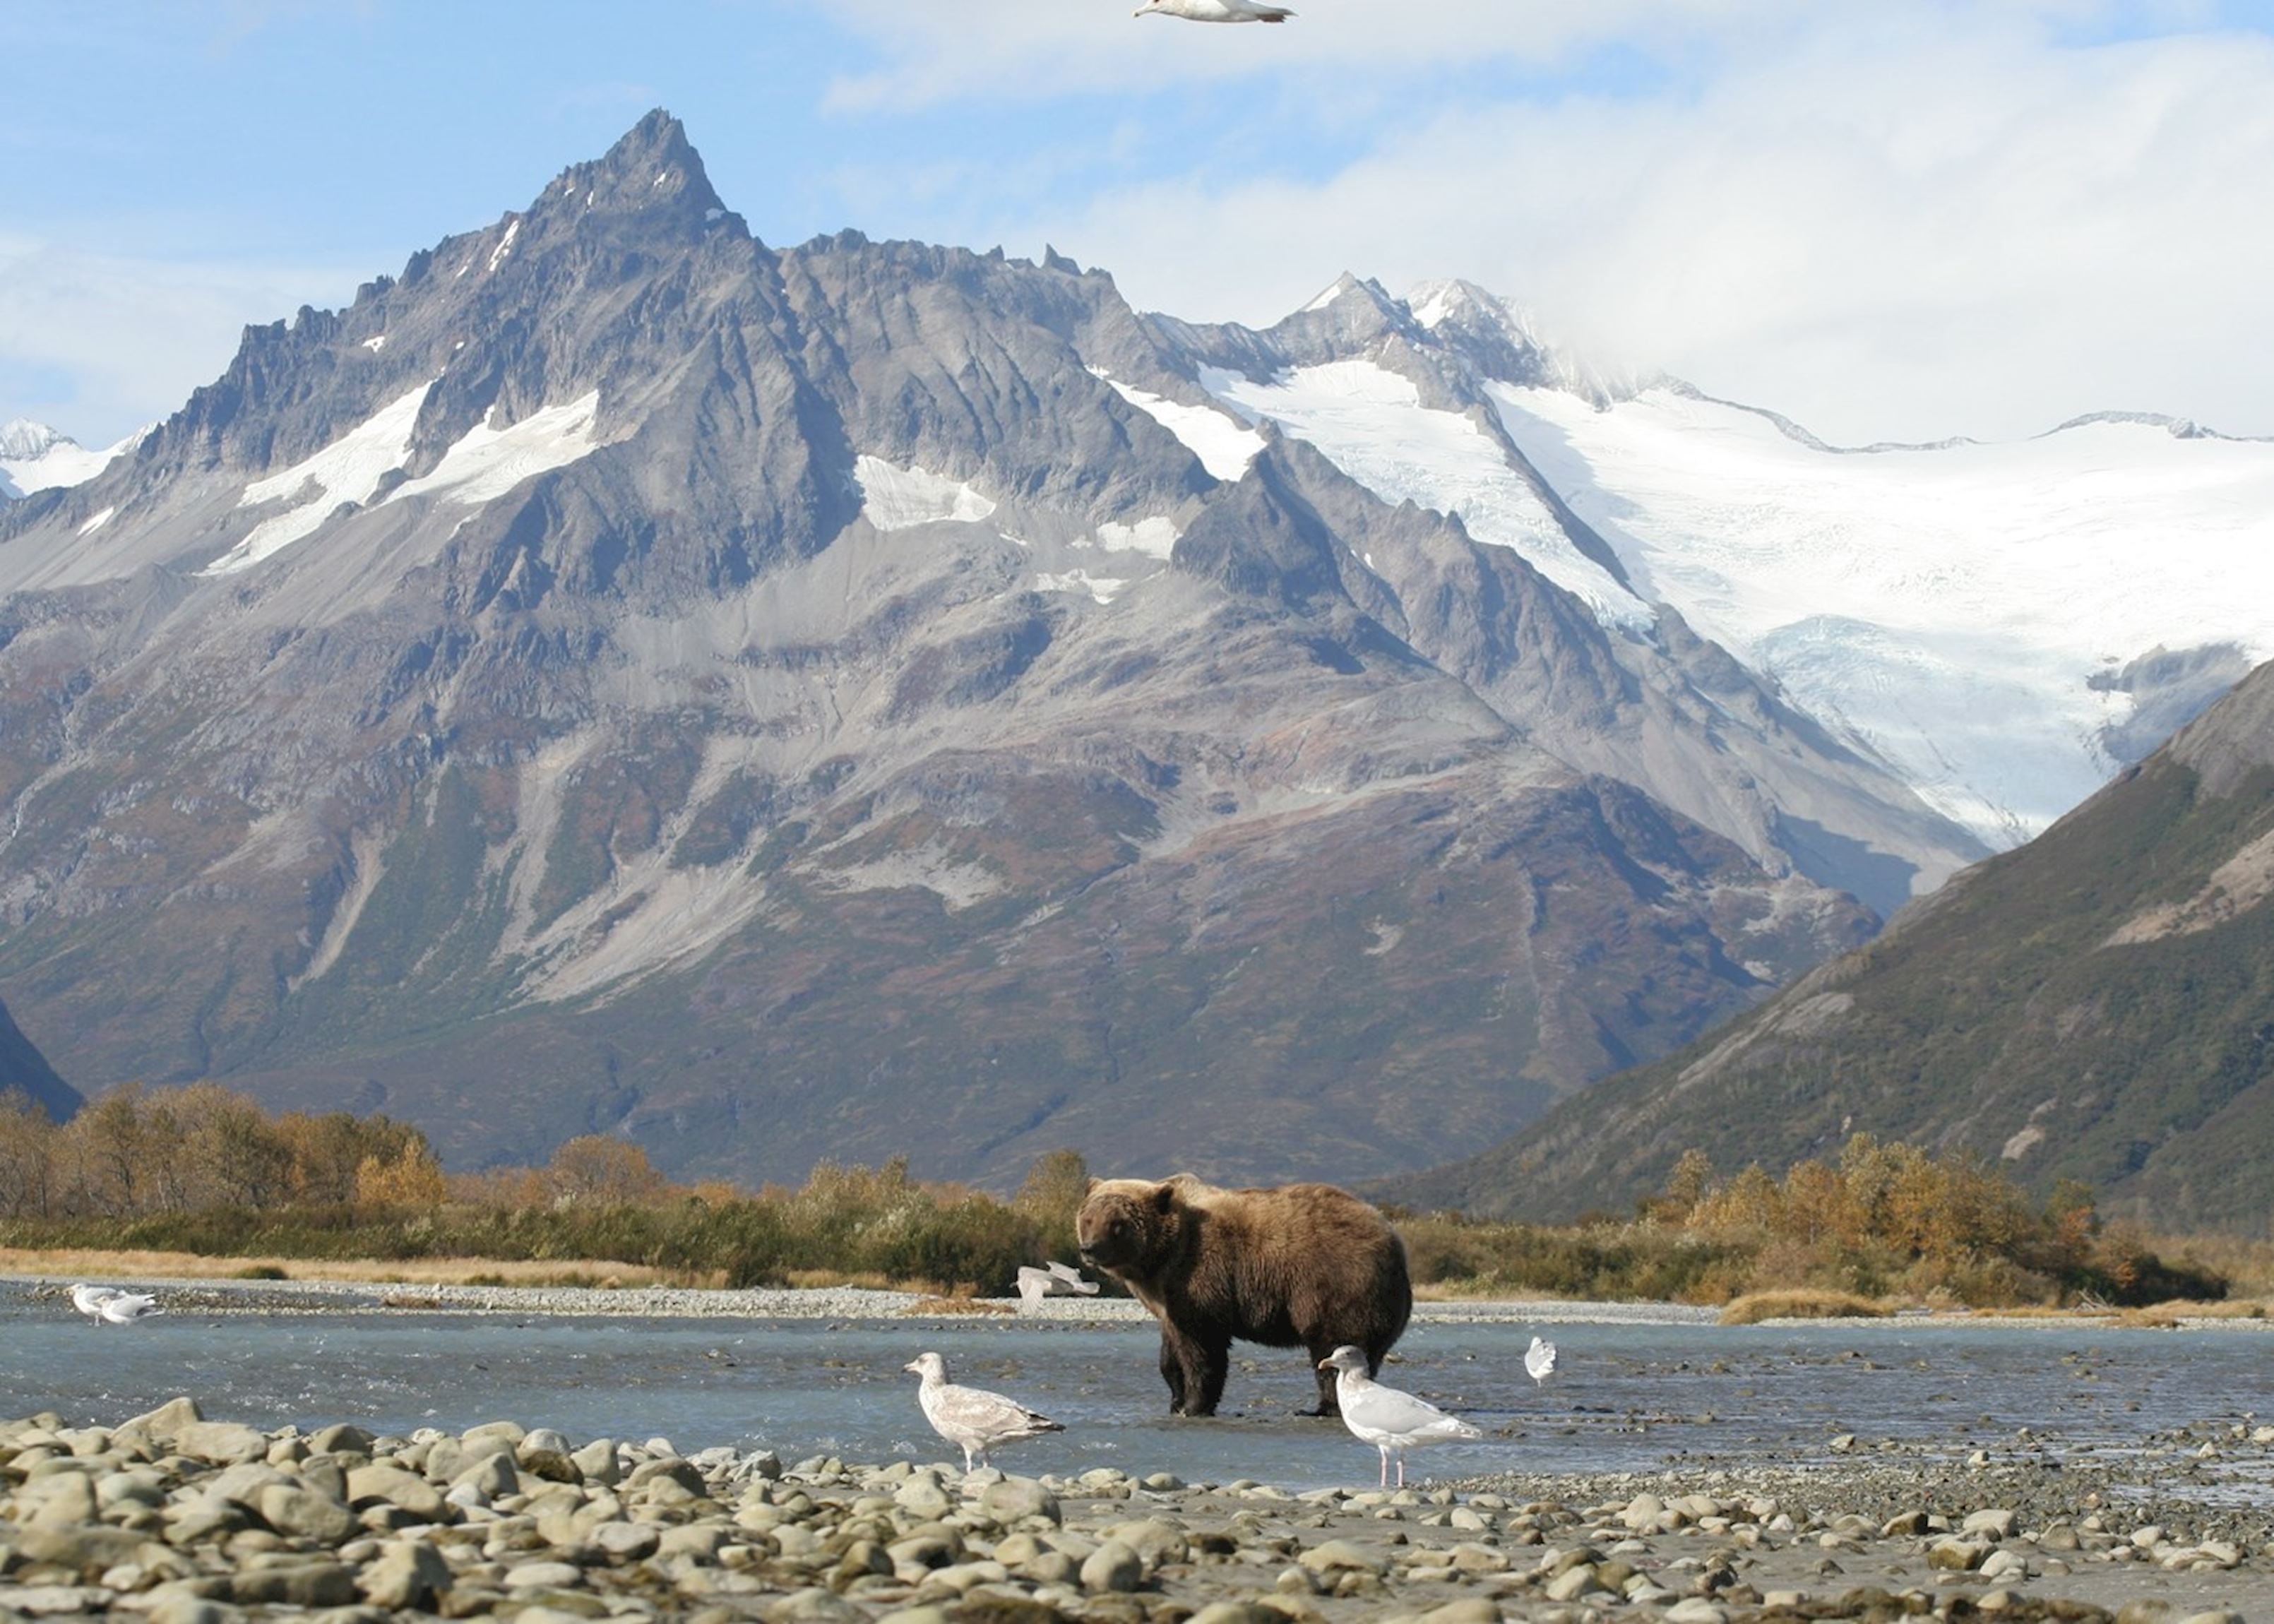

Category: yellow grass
[2110, 1298, 2270, 1328]
[1720, 1288, 1891, 1324]
[903, 1292, 1014, 1316]
[780, 1268, 898, 1291]
[0, 1247, 721, 1290]
[1415, 1282, 1578, 1303]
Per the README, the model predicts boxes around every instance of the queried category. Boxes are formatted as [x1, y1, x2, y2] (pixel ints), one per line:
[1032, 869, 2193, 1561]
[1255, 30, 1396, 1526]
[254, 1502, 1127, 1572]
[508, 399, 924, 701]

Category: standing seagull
[1525, 1335, 1558, 1387]
[1134, 0, 1296, 21]
[70, 1283, 126, 1323]
[1318, 1345, 1481, 1488]
[97, 1293, 163, 1325]
[904, 1351, 1064, 1471]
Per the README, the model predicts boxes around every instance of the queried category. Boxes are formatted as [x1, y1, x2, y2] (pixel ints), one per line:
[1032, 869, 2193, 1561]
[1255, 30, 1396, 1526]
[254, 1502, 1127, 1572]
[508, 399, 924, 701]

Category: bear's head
[1076, 1177, 1184, 1277]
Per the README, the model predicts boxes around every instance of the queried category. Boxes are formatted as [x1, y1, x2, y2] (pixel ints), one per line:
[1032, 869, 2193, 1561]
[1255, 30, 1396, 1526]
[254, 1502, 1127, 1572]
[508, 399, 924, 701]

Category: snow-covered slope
[0, 419, 137, 500]
[1206, 360, 1651, 631]
[1192, 297, 2274, 854]
[1488, 386, 2274, 846]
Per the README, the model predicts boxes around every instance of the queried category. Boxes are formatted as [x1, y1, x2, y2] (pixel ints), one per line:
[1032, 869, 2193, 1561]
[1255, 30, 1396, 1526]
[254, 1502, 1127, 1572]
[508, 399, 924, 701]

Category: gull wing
[938, 1382, 1062, 1443]
[1044, 1260, 1099, 1293]
[1344, 1379, 1481, 1443]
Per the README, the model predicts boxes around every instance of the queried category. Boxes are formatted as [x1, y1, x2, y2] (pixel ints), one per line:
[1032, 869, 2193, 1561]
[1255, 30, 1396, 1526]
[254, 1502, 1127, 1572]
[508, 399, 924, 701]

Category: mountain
[1388, 655, 2274, 1233]
[0, 994, 76, 1122]
[0, 420, 141, 502]
[0, 112, 1893, 1187]
[1183, 282, 2274, 857]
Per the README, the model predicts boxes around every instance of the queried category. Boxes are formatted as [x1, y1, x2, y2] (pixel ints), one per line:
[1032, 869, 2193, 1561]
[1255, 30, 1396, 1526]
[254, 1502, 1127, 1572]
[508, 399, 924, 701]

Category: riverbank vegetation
[0, 1087, 2254, 1310]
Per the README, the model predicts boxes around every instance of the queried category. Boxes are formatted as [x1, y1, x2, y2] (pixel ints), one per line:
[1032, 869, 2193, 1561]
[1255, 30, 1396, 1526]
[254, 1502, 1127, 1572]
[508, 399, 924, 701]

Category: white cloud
[0, 236, 363, 446]
[1026, 11, 2274, 443]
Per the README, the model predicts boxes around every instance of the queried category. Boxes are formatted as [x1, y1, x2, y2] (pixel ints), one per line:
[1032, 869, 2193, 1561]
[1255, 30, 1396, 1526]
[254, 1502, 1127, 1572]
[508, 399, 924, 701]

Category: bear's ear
[1152, 1181, 1179, 1213]
[1083, 1177, 1098, 1194]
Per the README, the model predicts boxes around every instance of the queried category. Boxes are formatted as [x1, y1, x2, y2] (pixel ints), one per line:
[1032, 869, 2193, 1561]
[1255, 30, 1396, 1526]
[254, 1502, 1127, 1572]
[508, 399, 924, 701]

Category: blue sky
[6, 1, 2274, 448]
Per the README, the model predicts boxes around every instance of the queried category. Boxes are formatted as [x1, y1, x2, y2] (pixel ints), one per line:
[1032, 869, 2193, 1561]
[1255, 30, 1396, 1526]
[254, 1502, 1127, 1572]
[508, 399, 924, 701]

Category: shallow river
[6, 1286, 2271, 1495]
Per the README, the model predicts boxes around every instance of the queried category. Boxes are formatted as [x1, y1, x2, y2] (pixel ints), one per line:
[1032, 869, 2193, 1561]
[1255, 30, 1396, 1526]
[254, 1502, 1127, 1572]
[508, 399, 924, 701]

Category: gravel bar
[8, 1397, 2274, 1624]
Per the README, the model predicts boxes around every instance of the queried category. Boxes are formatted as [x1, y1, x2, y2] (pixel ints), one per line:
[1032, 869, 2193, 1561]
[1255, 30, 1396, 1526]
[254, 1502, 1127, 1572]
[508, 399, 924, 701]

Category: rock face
[0, 996, 75, 1122]
[0, 112, 1909, 1186]
[1387, 655, 2274, 1232]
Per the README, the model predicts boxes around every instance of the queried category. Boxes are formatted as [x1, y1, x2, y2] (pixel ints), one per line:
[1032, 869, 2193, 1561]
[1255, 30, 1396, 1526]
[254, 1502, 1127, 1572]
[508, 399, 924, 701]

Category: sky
[4, 1, 2273, 451]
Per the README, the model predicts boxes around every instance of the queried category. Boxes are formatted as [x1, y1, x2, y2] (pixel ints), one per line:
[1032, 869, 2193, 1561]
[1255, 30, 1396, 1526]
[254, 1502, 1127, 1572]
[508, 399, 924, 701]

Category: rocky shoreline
[7, 1397, 2272, 1624]
[2, 1274, 1725, 1326]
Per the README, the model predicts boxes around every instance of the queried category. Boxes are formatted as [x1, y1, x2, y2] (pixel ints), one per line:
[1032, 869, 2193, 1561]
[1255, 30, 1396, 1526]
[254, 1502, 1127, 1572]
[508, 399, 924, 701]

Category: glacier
[1487, 385, 2274, 846]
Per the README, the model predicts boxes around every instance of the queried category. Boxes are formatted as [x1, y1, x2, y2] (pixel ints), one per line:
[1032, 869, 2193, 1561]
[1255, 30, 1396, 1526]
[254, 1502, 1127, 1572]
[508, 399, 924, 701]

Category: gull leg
[1378, 1449, 1389, 1489]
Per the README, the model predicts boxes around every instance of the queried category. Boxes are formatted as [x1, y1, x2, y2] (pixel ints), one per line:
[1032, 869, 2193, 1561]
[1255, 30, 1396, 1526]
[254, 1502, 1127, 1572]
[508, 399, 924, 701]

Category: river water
[6, 1284, 2271, 1495]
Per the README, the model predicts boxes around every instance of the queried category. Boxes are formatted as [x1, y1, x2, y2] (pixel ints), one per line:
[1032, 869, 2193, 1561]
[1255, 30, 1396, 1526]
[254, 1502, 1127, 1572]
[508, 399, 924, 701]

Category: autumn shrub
[1643, 1134, 2236, 1308]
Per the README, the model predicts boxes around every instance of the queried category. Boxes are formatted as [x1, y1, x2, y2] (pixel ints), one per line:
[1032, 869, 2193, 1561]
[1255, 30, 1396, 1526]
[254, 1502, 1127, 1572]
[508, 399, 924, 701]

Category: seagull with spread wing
[1319, 1344, 1481, 1488]
[1525, 1334, 1558, 1386]
[905, 1351, 1065, 1471]
[1015, 1259, 1102, 1310]
[1135, 0, 1296, 22]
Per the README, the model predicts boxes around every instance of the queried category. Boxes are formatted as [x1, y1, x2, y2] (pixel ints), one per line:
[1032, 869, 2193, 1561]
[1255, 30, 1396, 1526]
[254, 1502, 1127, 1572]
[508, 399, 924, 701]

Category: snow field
[1489, 384, 2274, 844]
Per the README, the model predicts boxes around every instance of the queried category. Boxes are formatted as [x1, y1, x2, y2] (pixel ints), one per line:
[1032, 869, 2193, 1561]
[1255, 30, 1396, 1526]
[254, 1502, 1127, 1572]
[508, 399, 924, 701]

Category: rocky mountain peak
[0, 420, 70, 462]
[531, 106, 738, 243]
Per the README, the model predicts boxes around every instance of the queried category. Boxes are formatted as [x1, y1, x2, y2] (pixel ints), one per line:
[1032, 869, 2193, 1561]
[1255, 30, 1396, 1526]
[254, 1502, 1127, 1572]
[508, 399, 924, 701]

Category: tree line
[0, 1085, 2237, 1308]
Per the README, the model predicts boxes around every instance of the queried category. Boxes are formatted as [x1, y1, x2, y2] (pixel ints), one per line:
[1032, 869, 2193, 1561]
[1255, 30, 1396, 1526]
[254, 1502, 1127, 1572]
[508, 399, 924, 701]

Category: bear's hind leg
[1304, 1337, 1343, 1416]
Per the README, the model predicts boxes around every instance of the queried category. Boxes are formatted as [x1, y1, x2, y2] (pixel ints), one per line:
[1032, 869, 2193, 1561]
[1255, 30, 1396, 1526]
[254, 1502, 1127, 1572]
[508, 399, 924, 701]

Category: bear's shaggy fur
[1076, 1174, 1412, 1417]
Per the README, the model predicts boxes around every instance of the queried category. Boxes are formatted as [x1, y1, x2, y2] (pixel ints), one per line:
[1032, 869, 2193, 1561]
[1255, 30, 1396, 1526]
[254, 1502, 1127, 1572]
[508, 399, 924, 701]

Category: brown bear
[1076, 1173, 1412, 1417]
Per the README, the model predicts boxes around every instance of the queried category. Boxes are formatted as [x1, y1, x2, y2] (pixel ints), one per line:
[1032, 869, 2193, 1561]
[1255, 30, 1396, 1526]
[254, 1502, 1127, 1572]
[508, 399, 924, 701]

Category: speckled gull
[1015, 1260, 1101, 1309]
[1319, 1344, 1482, 1488]
[96, 1291, 163, 1325]
[1134, 0, 1295, 21]
[1525, 1334, 1558, 1385]
[905, 1351, 1064, 1471]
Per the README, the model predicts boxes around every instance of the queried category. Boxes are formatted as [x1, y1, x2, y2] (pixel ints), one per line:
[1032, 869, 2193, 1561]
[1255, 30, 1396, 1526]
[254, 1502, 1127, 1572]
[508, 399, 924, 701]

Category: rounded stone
[1080, 1539, 1143, 1593]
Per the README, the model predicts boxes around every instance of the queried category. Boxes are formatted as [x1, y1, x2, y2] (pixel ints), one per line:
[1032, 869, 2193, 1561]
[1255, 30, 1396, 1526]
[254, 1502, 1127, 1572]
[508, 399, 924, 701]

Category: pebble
[6, 1394, 2274, 1623]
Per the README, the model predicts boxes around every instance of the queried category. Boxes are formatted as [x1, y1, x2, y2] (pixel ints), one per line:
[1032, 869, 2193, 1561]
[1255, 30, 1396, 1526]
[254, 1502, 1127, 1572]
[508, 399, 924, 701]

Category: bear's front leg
[1305, 1344, 1343, 1417]
[1188, 1335, 1232, 1416]
[1157, 1327, 1190, 1414]
[1160, 1325, 1222, 1416]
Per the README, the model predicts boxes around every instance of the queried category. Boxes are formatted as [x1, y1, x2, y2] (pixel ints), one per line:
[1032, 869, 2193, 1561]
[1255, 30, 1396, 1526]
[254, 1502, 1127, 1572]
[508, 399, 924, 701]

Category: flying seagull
[70, 1282, 126, 1323]
[1135, 0, 1297, 21]
[1015, 1260, 1101, 1310]
[905, 1351, 1065, 1471]
[97, 1292, 164, 1325]
[1525, 1335, 1558, 1386]
[1319, 1344, 1482, 1488]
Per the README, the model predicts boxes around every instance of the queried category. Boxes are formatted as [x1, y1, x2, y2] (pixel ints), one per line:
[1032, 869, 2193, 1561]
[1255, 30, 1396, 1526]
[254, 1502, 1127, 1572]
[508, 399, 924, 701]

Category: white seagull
[1134, 0, 1296, 21]
[1525, 1335, 1558, 1386]
[1014, 1260, 1102, 1310]
[97, 1292, 163, 1325]
[905, 1351, 1064, 1472]
[1318, 1344, 1482, 1488]
[70, 1282, 126, 1322]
